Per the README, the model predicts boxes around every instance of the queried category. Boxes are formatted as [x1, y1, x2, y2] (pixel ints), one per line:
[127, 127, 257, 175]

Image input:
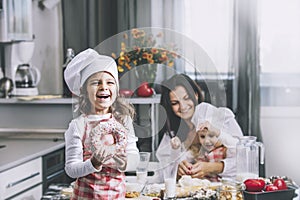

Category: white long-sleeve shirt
[156, 102, 243, 181]
[64, 114, 140, 178]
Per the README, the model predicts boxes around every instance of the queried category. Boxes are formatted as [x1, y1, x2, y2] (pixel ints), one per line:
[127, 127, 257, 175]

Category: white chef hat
[64, 48, 119, 96]
[192, 103, 234, 132]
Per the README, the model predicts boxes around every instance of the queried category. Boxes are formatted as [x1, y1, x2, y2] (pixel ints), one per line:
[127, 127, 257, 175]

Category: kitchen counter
[0, 96, 72, 104]
[0, 95, 161, 104]
[0, 138, 65, 172]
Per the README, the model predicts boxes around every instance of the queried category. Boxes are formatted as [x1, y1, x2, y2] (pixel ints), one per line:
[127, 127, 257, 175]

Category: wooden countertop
[0, 138, 65, 172]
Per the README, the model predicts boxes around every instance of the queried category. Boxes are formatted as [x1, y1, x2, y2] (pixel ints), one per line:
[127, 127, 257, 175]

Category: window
[150, 0, 236, 108]
[260, 0, 300, 106]
[180, 0, 235, 109]
[260, 0, 300, 74]
[182, 0, 234, 77]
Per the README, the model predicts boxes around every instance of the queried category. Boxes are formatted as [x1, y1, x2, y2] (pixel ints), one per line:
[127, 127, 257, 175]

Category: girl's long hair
[159, 74, 204, 142]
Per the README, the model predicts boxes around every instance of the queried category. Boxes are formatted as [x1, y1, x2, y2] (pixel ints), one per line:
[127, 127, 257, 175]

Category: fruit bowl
[243, 186, 298, 200]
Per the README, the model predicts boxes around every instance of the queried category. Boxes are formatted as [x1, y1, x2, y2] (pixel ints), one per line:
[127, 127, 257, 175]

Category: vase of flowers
[112, 28, 179, 88]
[134, 63, 157, 87]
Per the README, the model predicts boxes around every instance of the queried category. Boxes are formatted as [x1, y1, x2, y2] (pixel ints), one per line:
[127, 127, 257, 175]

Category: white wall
[31, 0, 63, 95]
[259, 0, 300, 187]
[260, 106, 300, 185]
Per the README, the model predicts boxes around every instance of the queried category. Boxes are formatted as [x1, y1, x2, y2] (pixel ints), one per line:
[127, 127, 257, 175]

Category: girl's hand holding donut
[91, 146, 114, 169]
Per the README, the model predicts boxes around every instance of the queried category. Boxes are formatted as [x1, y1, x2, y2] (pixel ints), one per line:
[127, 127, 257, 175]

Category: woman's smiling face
[169, 86, 197, 121]
[86, 71, 117, 114]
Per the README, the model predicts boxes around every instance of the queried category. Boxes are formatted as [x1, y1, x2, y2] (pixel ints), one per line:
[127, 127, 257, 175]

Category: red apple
[119, 89, 134, 97]
[137, 82, 153, 97]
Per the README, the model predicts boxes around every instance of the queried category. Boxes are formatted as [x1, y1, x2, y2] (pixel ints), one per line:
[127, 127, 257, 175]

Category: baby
[193, 121, 227, 182]
[170, 102, 236, 181]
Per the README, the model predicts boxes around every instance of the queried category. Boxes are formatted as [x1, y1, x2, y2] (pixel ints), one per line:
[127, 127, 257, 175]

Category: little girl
[64, 48, 138, 199]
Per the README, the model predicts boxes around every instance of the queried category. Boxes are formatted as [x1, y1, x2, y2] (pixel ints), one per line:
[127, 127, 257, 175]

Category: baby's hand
[171, 136, 181, 149]
[197, 121, 220, 137]
[197, 121, 209, 132]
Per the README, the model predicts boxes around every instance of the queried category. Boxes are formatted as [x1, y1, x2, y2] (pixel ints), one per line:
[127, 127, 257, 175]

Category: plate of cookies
[125, 182, 161, 199]
[125, 182, 144, 199]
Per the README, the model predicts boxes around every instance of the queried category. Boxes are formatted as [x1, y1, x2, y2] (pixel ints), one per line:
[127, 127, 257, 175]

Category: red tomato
[244, 179, 266, 192]
[265, 184, 279, 191]
[273, 178, 287, 190]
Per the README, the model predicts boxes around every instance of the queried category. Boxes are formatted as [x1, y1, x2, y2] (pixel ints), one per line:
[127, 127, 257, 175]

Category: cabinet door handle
[6, 172, 40, 188]
[46, 169, 64, 180]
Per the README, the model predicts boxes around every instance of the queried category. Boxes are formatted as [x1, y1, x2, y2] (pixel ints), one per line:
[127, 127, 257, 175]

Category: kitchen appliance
[15, 63, 40, 96]
[42, 147, 74, 193]
[3, 41, 39, 95]
[0, 76, 13, 98]
[236, 136, 265, 182]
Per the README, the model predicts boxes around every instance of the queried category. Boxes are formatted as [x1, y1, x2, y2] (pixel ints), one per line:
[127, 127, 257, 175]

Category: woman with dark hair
[159, 74, 204, 142]
[156, 74, 243, 180]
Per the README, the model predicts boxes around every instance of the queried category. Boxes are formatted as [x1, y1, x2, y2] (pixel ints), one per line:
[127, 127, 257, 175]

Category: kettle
[0, 77, 14, 98]
[15, 64, 41, 88]
[236, 136, 265, 182]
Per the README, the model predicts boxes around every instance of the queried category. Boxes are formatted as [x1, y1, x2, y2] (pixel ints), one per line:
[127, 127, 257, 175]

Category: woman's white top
[64, 114, 140, 178]
[156, 102, 243, 181]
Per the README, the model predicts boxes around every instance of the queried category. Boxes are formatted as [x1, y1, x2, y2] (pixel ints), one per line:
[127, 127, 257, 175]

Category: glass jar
[218, 179, 245, 200]
[236, 136, 265, 182]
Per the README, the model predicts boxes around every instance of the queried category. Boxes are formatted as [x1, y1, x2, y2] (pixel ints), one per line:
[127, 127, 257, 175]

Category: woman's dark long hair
[159, 74, 204, 142]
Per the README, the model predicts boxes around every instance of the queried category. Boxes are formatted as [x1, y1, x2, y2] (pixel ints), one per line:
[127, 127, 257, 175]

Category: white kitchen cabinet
[0, 0, 33, 42]
[10, 184, 42, 200]
[0, 157, 42, 199]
